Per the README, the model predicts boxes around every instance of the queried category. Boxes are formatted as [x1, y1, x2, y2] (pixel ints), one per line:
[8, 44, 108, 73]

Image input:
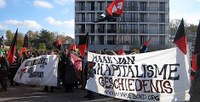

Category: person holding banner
[63, 49, 76, 93]
[0, 51, 10, 91]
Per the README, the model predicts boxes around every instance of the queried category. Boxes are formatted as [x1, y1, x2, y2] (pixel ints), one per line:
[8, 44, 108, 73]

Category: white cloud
[45, 16, 74, 28]
[33, 0, 54, 9]
[53, 0, 74, 5]
[4, 19, 42, 29]
[0, 0, 6, 8]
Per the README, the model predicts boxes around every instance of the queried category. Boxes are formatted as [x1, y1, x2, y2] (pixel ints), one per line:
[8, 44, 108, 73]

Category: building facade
[75, 0, 170, 51]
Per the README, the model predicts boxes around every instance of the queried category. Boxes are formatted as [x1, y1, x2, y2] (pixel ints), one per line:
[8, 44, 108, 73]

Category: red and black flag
[95, 0, 124, 23]
[56, 38, 62, 50]
[191, 22, 200, 80]
[20, 34, 29, 56]
[7, 29, 18, 64]
[173, 18, 187, 54]
[77, 32, 89, 57]
[139, 38, 151, 53]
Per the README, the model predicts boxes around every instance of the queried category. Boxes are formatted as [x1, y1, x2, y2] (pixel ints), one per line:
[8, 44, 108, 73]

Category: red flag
[20, 47, 27, 56]
[95, 0, 124, 23]
[56, 38, 62, 50]
[70, 53, 82, 80]
[139, 38, 151, 53]
[68, 43, 76, 51]
[106, 0, 124, 17]
[7, 29, 18, 64]
[173, 19, 187, 54]
[118, 48, 124, 55]
[77, 33, 89, 57]
[20, 34, 29, 56]
[192, 54, 198, 71]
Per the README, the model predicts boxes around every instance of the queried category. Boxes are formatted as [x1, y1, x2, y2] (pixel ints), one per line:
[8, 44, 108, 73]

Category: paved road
[0, 85, 123, 102]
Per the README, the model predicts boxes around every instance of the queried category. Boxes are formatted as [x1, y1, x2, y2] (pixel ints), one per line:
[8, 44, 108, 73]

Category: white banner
[14, 55, 58, 86]
[86, 47, 191, 102]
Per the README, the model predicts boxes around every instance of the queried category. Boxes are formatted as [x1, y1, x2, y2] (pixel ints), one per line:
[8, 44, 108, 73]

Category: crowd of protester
[0, 41, 139, 100]
[0, 46, 93, 100]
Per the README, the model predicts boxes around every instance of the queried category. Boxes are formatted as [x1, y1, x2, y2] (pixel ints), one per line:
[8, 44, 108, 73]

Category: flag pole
[113, 17, 121, 51]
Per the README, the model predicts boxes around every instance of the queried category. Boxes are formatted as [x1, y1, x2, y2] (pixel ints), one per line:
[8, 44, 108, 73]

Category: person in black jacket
[8, 51, 21, 86]
[0, 51, 10, 91]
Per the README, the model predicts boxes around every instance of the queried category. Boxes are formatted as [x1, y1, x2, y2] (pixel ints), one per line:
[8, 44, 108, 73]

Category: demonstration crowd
[0, 45, 103, 100]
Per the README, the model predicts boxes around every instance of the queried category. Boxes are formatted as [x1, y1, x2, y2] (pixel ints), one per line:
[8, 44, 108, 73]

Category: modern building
[75, 0, 170, 51]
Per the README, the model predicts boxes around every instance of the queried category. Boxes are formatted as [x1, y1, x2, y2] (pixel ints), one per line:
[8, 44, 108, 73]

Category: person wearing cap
[0, 51, 10, 91]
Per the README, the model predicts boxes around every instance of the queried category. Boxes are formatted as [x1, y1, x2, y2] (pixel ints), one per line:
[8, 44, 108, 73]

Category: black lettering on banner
[99, 77, 174, 94]
[148, 95, 160, 101]
[29, 71, 44, 78]
[24, 57, 48, 67]
[91, 55, 113, 63]
[168, 64, 180, 80]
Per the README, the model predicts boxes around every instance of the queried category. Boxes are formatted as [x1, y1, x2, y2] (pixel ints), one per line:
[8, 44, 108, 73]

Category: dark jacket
[0, 56, 10, 70]
[63, 53, 76, 84]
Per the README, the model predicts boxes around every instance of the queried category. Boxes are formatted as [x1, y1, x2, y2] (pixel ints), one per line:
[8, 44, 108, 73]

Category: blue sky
[0, 0, 200, 38]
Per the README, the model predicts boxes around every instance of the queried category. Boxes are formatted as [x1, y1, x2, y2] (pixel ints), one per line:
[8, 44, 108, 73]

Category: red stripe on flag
[77, 44, 87, 57]
[7, 45, 16, 64]
[192, 54, 198, 72]
[174, 36, 187, 54]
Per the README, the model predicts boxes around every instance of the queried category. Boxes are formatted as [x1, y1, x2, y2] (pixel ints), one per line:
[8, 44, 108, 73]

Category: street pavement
[0, 85, 123, 102]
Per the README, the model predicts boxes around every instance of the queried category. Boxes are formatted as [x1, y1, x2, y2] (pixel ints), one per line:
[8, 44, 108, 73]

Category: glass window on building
[139, 2, 147, 11]
[140, 13, 147, 22]
[131, 1, 138, 11]
[159, 13, 165, 22]
[97, 24, 105, 33]
[76, 1, 85, 11]
[128, 24, 138, 33]
[90, 35, 95, 45]
[76, 24, 85, 33]
[118, 35, 130, 44]
[107, 35, 116, 45]
[131, 35, 138, 45]
[118, 35, 124, 44]
[159, 35, 165, 45]
[127, 24, 131, 33]
[131, 13, 138, 22]
[75, 13, 85, 22]
[126, 13, 131, 22]
[132, 24, 138, 33]
[139, 24, 147, 33]
[97, 35, 104, 45]
[140, 35, 147, 45]
[86, 24, 95, 33]
[121, 12, 126, 22]
[86, 13, 95, 22]
[86, 1, 95, 11]
[159, 2, 165, 11]
[97, 1, 106, 11]
[159, 24, 165, 34]
[119, 24, 127, 33]
[124, 35, 131, 45]
[107, 24, 116, 33]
